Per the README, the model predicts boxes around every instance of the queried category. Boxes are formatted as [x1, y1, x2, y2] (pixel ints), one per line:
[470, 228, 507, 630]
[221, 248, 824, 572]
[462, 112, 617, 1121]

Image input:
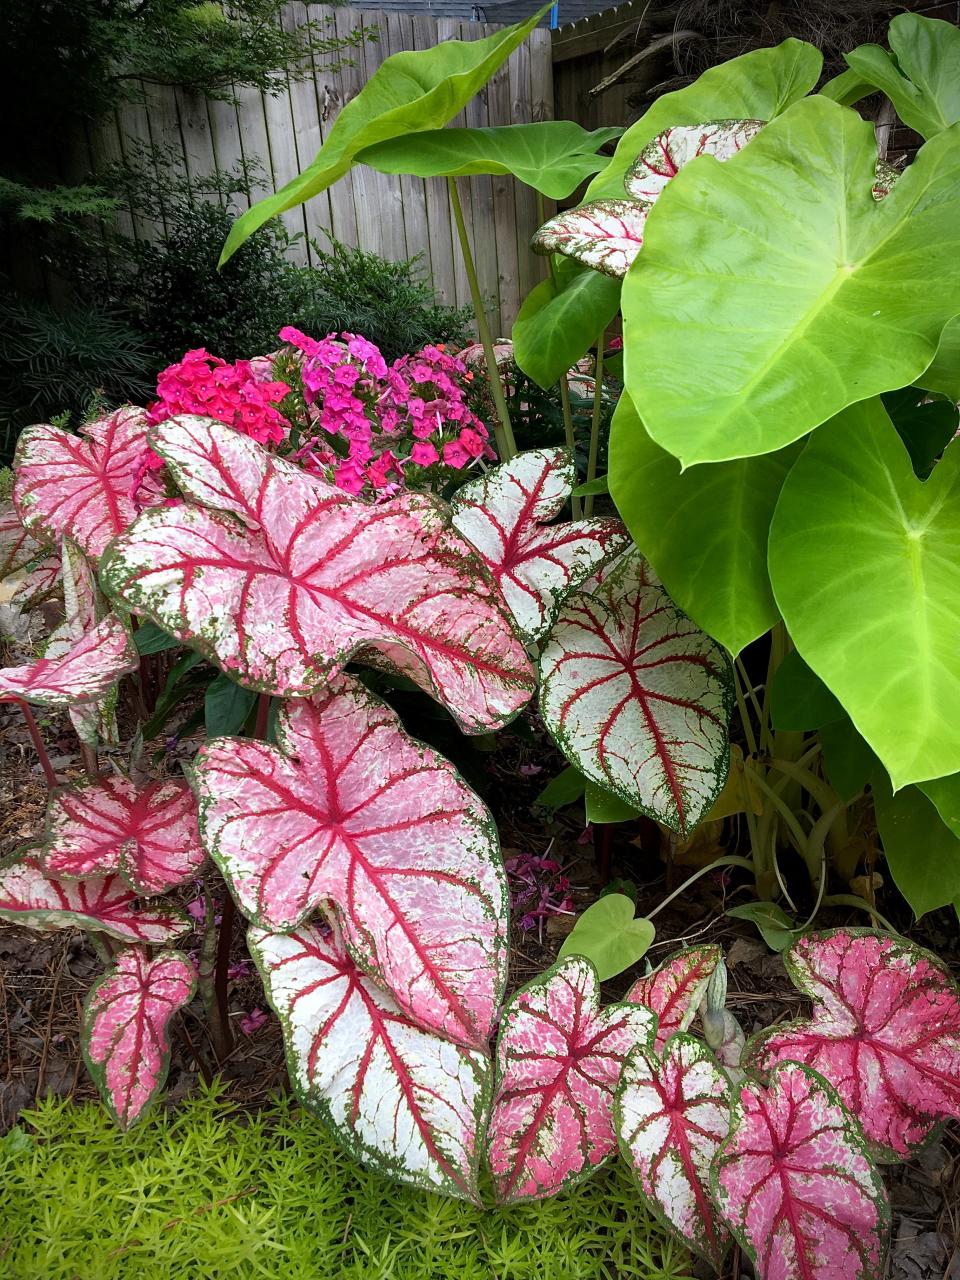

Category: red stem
[596, 823, 612, 886]
[254, 692, 270, 740]
[18, 700, 57, 790]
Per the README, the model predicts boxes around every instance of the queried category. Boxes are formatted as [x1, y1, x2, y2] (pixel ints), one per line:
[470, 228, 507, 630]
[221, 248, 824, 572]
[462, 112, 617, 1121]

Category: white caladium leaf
[0, 852, 189, 943]
[616, 1034, 731, 1267]
[44, 776, 205, 896]
[450, 448, 629, 642]
[626, 944, 722, 1054]
[746, 929, 960, 1161]
[623, 120, 765, 201]
[0, 499, 60, 607]
[82, 948, 196, 1129]
[486, 955, 656, 1203]
[713, 1062, 890, 1280]
[249, 919, 490, 1202]
[195, 674, 507, 1048]
[101, 417, 534, 734]
[0, 614, 138, 707]
[531, 199, 650, 278]
[539, 548, 733, 837]
[13, 407, 164, 561]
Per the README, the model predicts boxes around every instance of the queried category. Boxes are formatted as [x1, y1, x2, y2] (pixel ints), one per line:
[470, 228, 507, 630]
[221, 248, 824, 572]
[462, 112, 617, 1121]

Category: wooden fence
[83, 5, 554, 338]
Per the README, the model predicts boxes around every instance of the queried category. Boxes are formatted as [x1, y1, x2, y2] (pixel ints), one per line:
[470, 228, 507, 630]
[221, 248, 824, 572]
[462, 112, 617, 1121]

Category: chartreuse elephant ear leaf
[622, 95, 960, 467]
[768, 398, 960, 791]
[219, 6, 550, 264]
[845, 13, 960, 141]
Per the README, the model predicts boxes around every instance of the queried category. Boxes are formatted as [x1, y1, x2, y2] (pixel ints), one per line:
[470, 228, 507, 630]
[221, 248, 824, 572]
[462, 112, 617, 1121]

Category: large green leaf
[917, 316, 960, 401]
[621, 97, 960, 467]
[819, 718, 877, 804]
[584, 39, 821, 201]
[920, 771, 960, 839]
[873, 773, 960, 917]
[769, 399, 960, 790]
[219, 7, 549, 264]
[608, 393, 798, 654]
[357, 122, 622, 199]
[845, 14, 960, 141]
[512, 261, 620, 389]
[769, 650, 842, 733]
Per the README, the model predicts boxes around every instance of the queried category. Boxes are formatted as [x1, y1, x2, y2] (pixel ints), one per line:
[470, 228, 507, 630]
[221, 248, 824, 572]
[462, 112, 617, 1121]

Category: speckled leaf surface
[0, 499, 60, 606]
[713, 1061, 889, 1280]
[531, 199, 650, 278]
[13, 407, 164, 561]
[450, 448, 628, 643]
[623, 119, 764, 201]
[539, 548, 733, 836]
[82, 948, 195, 1129]
[626, 944, 722, 1054]
[0, 853, 189, 943]
[195, 674, 507, 1048]
[616, 1034, 731, 1267]
[50, 538, 120, 747]
[0, 614, 138, 707]
[44, 776, 205, 896]
[249, 919, 490, 1202]
[746, 930, 960, 1161]
[101, 418, 534, 734]
[487, 956, 656, 1203]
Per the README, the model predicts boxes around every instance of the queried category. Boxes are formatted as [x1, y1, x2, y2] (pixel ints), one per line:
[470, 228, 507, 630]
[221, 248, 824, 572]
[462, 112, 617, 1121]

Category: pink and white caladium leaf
[13, 407, 164, 561]
[531, 199, 651, 278]
[450, 448, 629, 643]
[249, 919, 490, 1202]
[539, 548, 733, 837]
[616, 1034, 732, 1268]
[622, 120, 765, 201]
[195, 673, 507, 1048]
[43, 776, 205, 896]
[0, 614, 138, 707]
[49, 538, 120, 746]
[486, 955, 656, 1203]
[0, 852, 189, 943]
[626, 944, 722, 1054]
[746, 929, 960, 1161]
[0, 499, 60, 607]
[712, 1061, 890, 1280]
[82, 947, 196, 1129]
[101, 417, 534, 734]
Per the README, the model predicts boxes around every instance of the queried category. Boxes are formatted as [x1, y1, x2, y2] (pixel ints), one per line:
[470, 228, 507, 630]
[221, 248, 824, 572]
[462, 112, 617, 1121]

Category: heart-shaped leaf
[358, 121, 622, 199]
[195, 674, 507, 1048]
[623, 119, 764, 202]
[0, 499, 60, 607]
[82, 948, 196, 1129]
[0, 614, 138, 707]
[768, 399, 960, 789]
[102, 417, 534, 734]
[532, 199, 650, 279]
[873, 774, 960, 918]
[512, 263, 622, 390]
[450, 448, 628, 643]
[49, 539, 120, 748]
[13, 408, 164, 561]
[769, 649, 843, 732]
[539, 548, 733, 836]
[249, 919, 490, 1202]
[0, 853, 190, 943]
[621, 96, 960, 466]
[845, 14, 960, 140]
[558, 895, 655, 980]
[43, 776, 205, 896]
[625, 944, 722, 1054]
[712, 1061, 890, 1280]
[616, 1034, 731, 1267]
[746, 929, 960, 1161]
[486, 955, 655, 1202]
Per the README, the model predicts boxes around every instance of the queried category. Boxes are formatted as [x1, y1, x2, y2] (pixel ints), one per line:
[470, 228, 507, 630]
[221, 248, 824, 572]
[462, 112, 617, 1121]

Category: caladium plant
[82, 947, 196, 1129]
[626, 944, 722, 1054]
[0, 499, 60, 608]
[0, 614, 138, 706]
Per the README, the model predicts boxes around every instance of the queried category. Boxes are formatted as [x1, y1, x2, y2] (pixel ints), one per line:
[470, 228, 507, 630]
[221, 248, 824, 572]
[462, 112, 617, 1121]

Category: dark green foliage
[0, 1087, 693, 1279]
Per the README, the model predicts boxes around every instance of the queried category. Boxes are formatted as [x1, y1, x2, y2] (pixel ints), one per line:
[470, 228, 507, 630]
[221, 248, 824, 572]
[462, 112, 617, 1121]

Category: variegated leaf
[0, 614, 138, 706]
[539, 548, 733, 837]
[712, 1062, 890, 1280]
[450, 448, 629, 643]
[51, 538, 119, 746]
[616, 1034, 731, 1267]
[486, 955, 656, 1203]
[44, 776, 205, 896]
[626, 944, 722, 1054]
[531, 198, 650, 278]
[746, 929, 960, 1161]
[249, 919, 489, 1202]
[195, 674, 507, 1048]
[82, 948, 196, 1129]
[623, 120, 765, 201]
[0, 852, 189, 943]
[13, 407, 164, 561]
[0, 499, 60, 607]
[101, 417, 534, 734]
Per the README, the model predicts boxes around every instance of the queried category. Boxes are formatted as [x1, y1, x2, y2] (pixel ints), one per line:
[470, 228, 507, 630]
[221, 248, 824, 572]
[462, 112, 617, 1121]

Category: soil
[2, 692, 958, 1280]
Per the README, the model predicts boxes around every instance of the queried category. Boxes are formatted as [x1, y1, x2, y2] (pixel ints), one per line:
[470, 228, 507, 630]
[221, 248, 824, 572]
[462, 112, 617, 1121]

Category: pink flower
[334, 460, 366, 495]
[410, 441, 439, 466]
[239, 1007, 270, 1036]
[443, 439, 471, 469]
[458, 427, 486, 459]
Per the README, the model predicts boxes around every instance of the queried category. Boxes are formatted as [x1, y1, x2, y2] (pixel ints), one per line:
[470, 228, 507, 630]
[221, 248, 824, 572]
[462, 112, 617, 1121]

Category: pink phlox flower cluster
[505, 850, 574, 941]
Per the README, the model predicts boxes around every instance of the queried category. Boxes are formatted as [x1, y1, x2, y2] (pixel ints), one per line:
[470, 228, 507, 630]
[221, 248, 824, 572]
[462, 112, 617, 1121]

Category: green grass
[0, 1085, 694, 1280]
